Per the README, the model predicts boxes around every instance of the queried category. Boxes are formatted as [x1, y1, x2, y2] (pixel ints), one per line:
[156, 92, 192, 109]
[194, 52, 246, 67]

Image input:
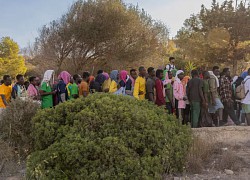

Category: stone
[225, 169, 234, 175]
[221, 147, 228, 151]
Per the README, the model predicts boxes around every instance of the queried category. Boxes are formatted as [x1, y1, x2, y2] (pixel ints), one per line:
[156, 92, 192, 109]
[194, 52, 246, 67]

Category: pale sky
[0, 0, 224, 48]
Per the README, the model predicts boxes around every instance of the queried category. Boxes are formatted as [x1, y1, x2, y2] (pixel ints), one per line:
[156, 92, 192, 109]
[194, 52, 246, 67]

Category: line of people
[0, 58, 250, 127]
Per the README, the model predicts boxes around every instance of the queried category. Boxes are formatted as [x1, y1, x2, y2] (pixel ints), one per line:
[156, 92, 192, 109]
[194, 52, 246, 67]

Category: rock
[19, 168, 26, 174]
[216, 176, 221, 179]
[173, 177, 179, 180]
[221, 147, 228, 151]
[225, 169, 234, 175]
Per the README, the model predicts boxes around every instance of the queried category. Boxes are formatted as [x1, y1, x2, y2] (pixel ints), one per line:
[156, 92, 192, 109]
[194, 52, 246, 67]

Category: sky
[0, 0, 224, 48]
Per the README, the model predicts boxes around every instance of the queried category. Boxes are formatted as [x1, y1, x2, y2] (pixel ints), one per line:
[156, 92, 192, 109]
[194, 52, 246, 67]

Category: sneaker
[219, 121, 227, 126]
[224, 122, 236, 126]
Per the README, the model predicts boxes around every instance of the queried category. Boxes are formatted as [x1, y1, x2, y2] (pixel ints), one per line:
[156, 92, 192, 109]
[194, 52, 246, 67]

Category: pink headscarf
[102, 72, 109, 80]
[120, 70, 128, 83]
[58, 71, 71, 84]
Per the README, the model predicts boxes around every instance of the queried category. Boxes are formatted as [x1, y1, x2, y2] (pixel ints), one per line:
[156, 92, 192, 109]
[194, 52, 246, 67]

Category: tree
[0, 37, 27, 78]
[31, 0, 169, 74]
[175, 0, 250, 73]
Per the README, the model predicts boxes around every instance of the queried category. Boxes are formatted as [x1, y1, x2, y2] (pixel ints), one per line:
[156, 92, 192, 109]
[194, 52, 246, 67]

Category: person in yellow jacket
[0, 75, 12, 109]
[109, 70, 119, 93]
[133, 67, 147, 100]
[102, 72, 111, 93]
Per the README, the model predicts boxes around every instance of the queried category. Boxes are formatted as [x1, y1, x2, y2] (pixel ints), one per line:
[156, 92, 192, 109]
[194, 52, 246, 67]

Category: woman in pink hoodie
[173, 70, 186, 124]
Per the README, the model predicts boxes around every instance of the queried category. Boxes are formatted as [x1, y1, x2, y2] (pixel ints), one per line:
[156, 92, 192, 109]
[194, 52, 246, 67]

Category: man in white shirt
[242, 68, 250, 126]
[165, 57, 176, 71]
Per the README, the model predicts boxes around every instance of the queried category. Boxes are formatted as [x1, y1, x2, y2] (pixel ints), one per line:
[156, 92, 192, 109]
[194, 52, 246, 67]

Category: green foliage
[0, 98, 40, 157]
[0, 37, 27, 77]
[27, 94, 192, 179]
[175, 0, 250, 73]
[32, 0, 168, 73]
[185, 61, 197, 75]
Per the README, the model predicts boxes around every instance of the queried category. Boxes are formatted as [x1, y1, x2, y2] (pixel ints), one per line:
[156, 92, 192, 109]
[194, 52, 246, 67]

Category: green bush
[27, 94, 192, 179]
[0, 98, 40, 157]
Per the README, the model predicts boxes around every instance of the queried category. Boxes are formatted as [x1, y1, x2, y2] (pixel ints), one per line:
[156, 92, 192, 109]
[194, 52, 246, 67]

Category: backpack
[166, 64, 175, 71]
[235, 78, 250, 100]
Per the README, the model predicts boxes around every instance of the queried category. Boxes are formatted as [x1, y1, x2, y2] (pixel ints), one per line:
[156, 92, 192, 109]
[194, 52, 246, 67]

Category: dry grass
[0, 139, 14, 162]
[0, 139, 14, 174]
[0, 98, 40, 158]
[186, 136, 222, 173]
[186, 135, 247, 174]
[217, 150, 245, 171]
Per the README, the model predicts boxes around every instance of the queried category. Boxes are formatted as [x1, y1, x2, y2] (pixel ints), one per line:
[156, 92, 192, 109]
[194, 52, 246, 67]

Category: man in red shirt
[155, 69, 165, 107]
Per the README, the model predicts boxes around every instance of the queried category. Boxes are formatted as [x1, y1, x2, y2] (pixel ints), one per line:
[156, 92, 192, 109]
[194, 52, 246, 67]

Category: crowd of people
[1, 57, 250, 128]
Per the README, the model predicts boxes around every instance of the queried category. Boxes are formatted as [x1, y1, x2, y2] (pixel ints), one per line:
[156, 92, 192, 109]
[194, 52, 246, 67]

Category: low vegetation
[26, 94, 192, 179]
[0, 98, 40, 157]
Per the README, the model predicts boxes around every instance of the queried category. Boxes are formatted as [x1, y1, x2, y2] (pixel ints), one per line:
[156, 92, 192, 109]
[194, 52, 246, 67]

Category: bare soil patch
[166, 126, 250, 180]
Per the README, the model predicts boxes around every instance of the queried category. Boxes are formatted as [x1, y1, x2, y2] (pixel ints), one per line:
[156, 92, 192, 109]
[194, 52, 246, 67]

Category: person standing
[12, 74, 26, 99]
[109, 70, 119, 93]
[133, 67, 147, 100]
[219, 68, 240, 125]
[187, 70, 205, 128]
[40, 70, 56, 109]
[27, 76, 40, 100]
[57, 71, 71, 103]
[115, 70, 129, 95]
[164, 71, 174, 114]
[182, 75, 191, 125]
[69, 74, 80, 99]
[165, 57, 176, 71]
[241, 68, 250, 125]
[146, 67, 156, 102]
[79, 72, 90, 97]
[102, 72, 111, 93]
[232, 76, 244, 122]
[125, 74, 133, 96]
[173, 70, 186, 124]
[0, 75, 12, 110]
[208, 66, 224, 126]
[200, 71, 213, 127]
[66, 77, 73, 99]
[90, 73, 106, 93]
[155, 69, 165, 106]
[130, 69, 137, 88]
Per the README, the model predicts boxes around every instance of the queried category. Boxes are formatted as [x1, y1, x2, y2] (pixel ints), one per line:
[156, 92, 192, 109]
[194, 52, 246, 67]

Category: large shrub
[27, 94, 192, 179]
[0, 98, 40, 157]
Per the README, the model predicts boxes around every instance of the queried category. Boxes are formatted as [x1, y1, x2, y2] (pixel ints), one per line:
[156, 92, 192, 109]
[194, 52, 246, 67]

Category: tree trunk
[232, 58, 237, 76]
[230, 41, 239, 75]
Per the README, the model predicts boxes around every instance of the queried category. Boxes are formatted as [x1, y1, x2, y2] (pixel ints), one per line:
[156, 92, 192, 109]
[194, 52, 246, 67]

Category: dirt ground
[168, 126, 250, 180]
[1, 126, 250, 180]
